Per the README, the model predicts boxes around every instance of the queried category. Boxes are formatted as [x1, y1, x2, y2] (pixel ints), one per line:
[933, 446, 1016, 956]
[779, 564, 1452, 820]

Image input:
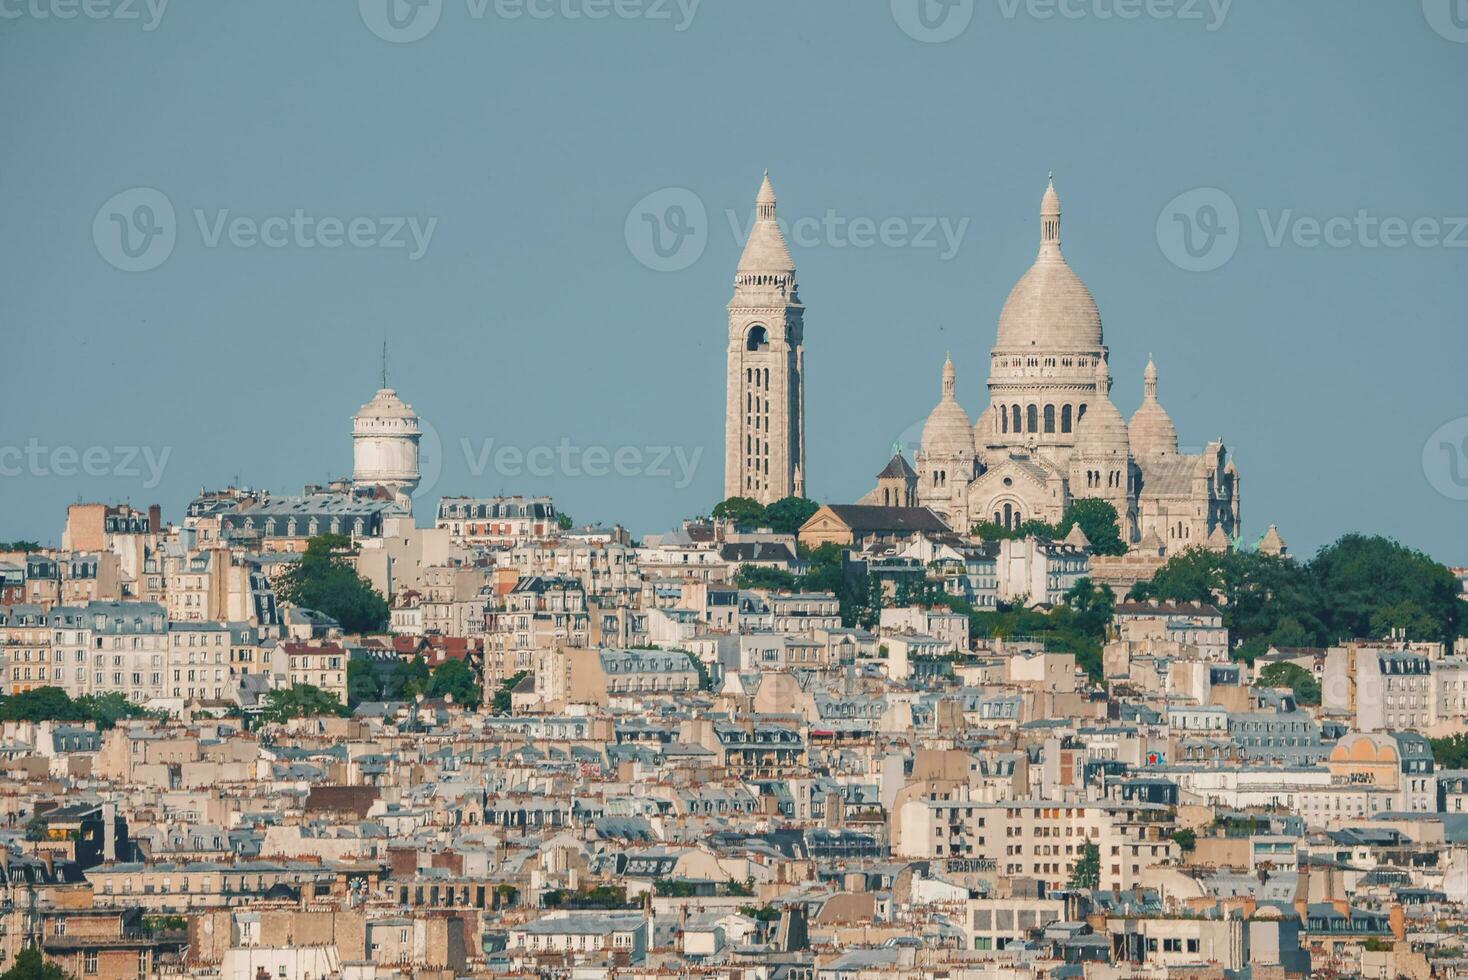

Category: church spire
[1040, 172, 1061, 251]
[1143, 354, 1158, 401]
[941, 351, 956, 399]
[737, 170, 795, 276]
[756, 169, 776, 221]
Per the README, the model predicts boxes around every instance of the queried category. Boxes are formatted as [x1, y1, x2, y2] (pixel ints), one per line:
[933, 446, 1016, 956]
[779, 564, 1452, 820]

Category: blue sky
[2, 0, 1466, 561]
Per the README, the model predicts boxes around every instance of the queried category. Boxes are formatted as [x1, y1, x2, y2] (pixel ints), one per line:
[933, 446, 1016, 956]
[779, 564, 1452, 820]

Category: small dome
[1128, 356, 1179, 458]
[921, 355, 974, 457]
[355, 388, 417, 420]
[1074, 362, 1129, 455]
[994, 176, 1103, 350]
[973, 402, 998, 442]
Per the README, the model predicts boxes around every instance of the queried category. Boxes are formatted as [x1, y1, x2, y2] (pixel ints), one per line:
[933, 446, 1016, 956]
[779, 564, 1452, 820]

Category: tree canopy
[712, 496, 820, 535]
[0, 540, 42, 553]
[258, 684, 348, 724]
[428, 658, 481, 707]
[275, 534, 389, 634]
[1068, 841, 1101, 890]
[972, 499, 1127, 556]
[1132, 533, 1462, 661]
[0, 948, 67, 980]
[1257, 662, 1321, 706]
[712, 496, 768, 525]
[763, 497, 821, 535]
[0, 687, 158, 729]
[734, 542, 879, 629]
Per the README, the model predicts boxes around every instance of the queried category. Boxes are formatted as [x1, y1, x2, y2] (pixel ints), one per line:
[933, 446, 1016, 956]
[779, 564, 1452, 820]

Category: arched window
[1011, 405, 1021, 433]
[1061, 405, 1072, 433]
[1077, 404, 1088, 424]
[1001, 409, 1008, 434]
[746, 325, 768, 351]
[1026, 405, 1038, 432]
[1044, 405, 1056, 433]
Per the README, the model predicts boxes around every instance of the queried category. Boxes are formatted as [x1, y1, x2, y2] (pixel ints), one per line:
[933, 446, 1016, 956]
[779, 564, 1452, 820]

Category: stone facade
[724, 172, 805, 504]
[875, 177, 1241, 554]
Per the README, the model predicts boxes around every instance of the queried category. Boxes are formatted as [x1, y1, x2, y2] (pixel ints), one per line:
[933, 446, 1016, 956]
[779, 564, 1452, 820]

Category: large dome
[994, 177, 1103, 350]
[921, 355, 974, 456]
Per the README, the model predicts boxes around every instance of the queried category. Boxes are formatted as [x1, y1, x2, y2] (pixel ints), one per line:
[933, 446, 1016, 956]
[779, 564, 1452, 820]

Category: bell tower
[724, 171, 805, 503]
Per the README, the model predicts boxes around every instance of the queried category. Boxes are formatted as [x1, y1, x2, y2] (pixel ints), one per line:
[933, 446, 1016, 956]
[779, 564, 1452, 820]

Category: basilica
[862, 177, 1242, 555]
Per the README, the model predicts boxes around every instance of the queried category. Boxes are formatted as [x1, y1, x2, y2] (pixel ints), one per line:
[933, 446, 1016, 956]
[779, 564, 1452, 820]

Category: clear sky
[2, 0, 1466, 562]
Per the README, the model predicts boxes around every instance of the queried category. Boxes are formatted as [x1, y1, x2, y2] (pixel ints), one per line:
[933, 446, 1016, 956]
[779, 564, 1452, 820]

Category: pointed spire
[756, 169, 777, 220]
[737, 170, 795, 275]
[1040, 173, 1061, 250]
[1095, 356, 1110, 397]
[941, 352, 956, 399]
[1143, 355, 1158, 400]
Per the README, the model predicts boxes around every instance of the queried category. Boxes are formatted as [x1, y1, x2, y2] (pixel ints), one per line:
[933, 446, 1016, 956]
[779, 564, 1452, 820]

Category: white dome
[921, 356, 974, 456]
[1128, 358, 1178, 457]
[994, 177, 1103, 350]
[1074, 362, 1129, 455]
[355, 388, 418, 422]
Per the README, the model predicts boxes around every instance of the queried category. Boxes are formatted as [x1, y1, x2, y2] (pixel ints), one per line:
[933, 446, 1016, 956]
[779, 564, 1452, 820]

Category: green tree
[556, 513, 573, 531]
[1055, 498, 1126, 556]
[712, 497, 767, 525]
[347, 658, 384, 707]
[1258, 662, 1321, 706]
[1132, 548, 1326, 657]
[73, 692, 155, 730]
[0, 947, 68, 980]
[1170, 828, 1197, 853]
[763, 496, 820, 535]
[1312, 534, 1461, 643]
[1431, 734, 1468, 769]
[0, 540, 42, 553]
[259, 684, 348, 724]
[393, 655, 431, 699]
[0, 687, 82, 723]
[428, 658, 480, 708]
[274, 534, 389, 634]
[735, 565, 800, 591]
[492, 671, 529, 715]
[1068, 841, 1100, 890]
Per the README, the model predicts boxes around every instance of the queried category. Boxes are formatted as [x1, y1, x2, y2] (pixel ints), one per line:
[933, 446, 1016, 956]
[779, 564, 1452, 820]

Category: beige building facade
[724, 172, 805, 504]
